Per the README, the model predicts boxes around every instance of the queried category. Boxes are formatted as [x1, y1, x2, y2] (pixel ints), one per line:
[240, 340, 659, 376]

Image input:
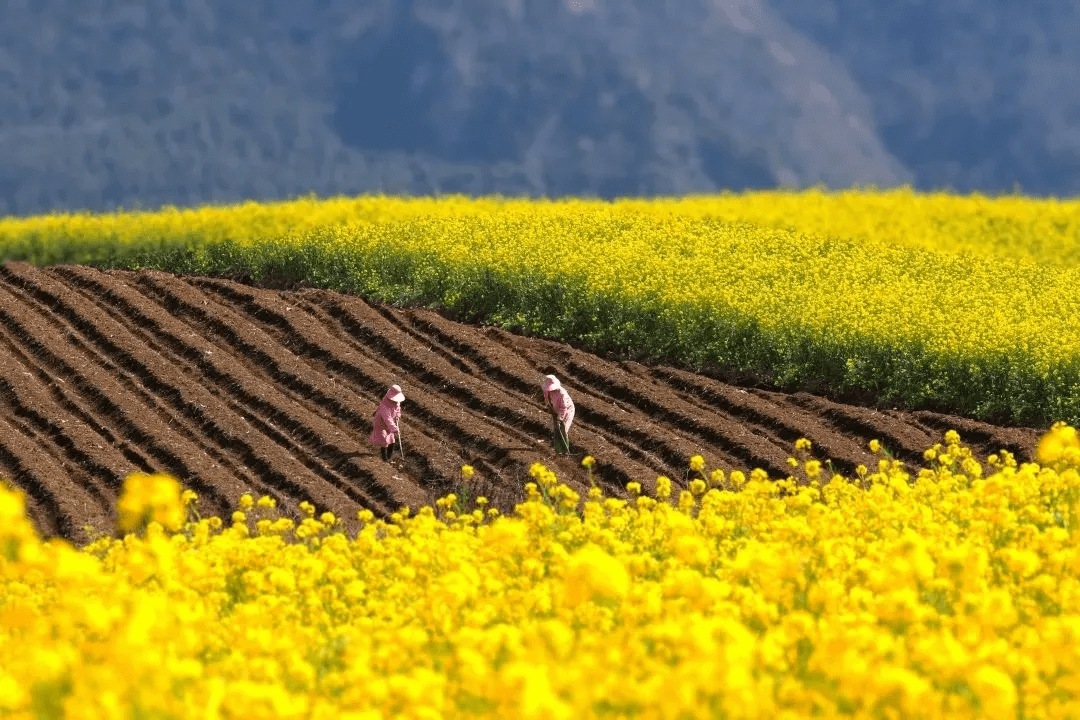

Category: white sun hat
[385, 385, 405, 402]
[543, 375, 561, 391]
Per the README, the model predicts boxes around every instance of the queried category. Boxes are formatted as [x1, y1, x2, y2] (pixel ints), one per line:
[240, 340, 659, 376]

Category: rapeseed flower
[655, 475, 672, 500]
[562, 544, 630, 607]
[9, 192, 1080, 425]
[116, 472, 185, 533]
[1038, 421, 1080, 468]
[1, 428, 1079, 717]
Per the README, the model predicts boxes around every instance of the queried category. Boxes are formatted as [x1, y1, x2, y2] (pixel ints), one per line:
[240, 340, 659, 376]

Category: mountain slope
[2, 0, 1076, 215]
[771, 0, 1080, 194]
[0, 0, 905, 214]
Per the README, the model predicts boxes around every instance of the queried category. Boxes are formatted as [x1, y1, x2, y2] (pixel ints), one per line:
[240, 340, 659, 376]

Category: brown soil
[0, 261, 1044, 544]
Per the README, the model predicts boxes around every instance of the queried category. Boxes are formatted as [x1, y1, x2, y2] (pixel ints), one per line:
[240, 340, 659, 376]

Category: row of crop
[2, 194, 1079, 424]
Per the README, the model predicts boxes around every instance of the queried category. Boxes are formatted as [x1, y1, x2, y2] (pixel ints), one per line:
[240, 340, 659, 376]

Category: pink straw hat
[385, 385, 405, 402]
[543, 374, 561, 391]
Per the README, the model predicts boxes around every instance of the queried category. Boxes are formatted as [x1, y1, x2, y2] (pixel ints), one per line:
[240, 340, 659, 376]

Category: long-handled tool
[397, 420, 405, 459]
[547, 399, 571, 454]
[557, 420, 570, 454]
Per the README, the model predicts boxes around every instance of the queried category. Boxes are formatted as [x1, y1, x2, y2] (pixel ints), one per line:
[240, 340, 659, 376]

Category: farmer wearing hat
[370, 384, 405, 461]
[542, 374, 575, 454]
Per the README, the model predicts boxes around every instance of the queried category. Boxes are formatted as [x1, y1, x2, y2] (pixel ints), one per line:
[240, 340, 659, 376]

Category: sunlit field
[4, 191, 1080, 717]
[2, 190, 1080, 425]
[2, 426, 1079, 718]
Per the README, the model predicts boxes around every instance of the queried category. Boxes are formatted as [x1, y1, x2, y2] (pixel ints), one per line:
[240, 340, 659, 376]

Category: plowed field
[0, 261, 1043, 543]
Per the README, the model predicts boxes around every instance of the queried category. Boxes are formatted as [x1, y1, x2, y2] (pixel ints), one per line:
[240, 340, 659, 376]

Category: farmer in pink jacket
[543, 374, 575, 454]
[370, 384, 405, 461]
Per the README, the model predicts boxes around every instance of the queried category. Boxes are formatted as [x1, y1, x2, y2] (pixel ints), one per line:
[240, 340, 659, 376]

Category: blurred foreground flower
[1037, 421, 1080, 469]
[116, 472, 185, 533]
[563, 543, 629, 607]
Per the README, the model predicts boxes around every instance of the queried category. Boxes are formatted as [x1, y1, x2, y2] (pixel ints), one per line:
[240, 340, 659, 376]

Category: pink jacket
[369, 400, 401, 447]
[544, 387, 575, 434]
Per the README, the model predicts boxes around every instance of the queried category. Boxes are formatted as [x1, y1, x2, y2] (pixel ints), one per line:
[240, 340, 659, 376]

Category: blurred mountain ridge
[0, 0, 1076, 214]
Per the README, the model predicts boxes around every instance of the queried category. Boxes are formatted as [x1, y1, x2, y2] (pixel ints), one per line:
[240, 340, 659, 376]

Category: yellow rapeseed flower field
[2, 192, 1079, 423]
[627, 188, 1080, 267]
[2, 427, 1080, 718]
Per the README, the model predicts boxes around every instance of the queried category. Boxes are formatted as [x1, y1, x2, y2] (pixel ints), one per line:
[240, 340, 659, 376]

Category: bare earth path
[0, 262, 1043, 542]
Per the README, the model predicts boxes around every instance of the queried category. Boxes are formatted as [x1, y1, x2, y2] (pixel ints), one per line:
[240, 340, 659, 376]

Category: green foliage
[2, 194, 1079, 426]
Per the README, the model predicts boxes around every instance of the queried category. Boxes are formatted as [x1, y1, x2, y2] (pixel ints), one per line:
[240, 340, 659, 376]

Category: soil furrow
[389, 318, 683, 492]
[910, 411, 1036, 459]
[785, 392, 952, 466]
[121, 271, 422, 514]
[0, 283, 183, 497]
[0, 262, 1045, 542]
[378, 313, 677, 488]
[0, 410, 98, 540]
[298, 296, 663, 498]
[0, 263, 260, 515]
[369, 303, 482, 377]
[554, 358, 789, 478]
[401, 315, 556, 398]
[648, 367, 874, 474]
[0, 292, 161, 526]
[196, 283, 564, 466]
[392, 313, 787, 484]
[62, 269, 401, 522]
[0, 363, 119, 511]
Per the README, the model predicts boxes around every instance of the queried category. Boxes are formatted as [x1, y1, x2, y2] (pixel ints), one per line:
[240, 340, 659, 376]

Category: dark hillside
[771, 0, 1080, 194]
[0, 0, 1075, 215]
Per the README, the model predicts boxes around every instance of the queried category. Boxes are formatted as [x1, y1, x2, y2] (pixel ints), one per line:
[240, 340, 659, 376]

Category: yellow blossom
[0, 423, 1075, 719]
[563, 544, 630, 607]
[116, 472, 185, 533]
[655, 476, 672, 499]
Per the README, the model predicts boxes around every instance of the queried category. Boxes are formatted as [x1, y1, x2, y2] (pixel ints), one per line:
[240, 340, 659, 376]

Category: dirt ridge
[0, 262, 1044, 543]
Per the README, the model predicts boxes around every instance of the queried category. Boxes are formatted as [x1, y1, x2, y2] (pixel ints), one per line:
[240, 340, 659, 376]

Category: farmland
[2, 405, 1079, 718]
[2, 192, 1080, 718]
[0, 261, 1040, 543]
[4, 192, 1080, 426]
